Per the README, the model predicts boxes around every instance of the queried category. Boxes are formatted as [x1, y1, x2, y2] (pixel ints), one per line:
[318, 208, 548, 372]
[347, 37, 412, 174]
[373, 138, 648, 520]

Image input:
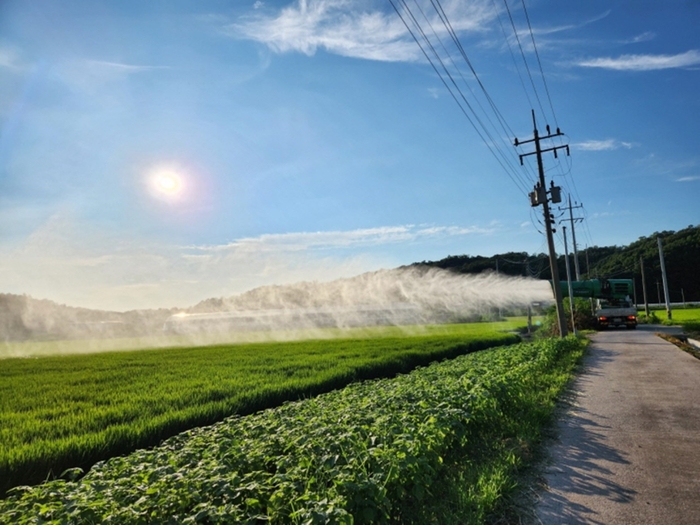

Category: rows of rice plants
[0, 319, 532, 359]
[0, 326, 518, 496]
[0, 336, 585, 524]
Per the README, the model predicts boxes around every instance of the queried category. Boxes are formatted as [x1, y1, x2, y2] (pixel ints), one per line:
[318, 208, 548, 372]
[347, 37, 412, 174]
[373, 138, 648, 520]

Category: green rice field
[0, 324, 520, 497]
[1, 336, 586, 524]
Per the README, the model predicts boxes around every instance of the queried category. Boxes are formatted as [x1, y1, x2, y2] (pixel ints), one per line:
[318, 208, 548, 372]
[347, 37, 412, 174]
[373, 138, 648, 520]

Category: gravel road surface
[534, 325, 700, 524]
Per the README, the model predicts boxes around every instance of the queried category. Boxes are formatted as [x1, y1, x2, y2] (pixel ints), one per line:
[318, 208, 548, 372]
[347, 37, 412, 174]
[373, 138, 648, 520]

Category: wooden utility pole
[639, 255, 650, 317]
[657, 236, 672, 320]
[515, 110, 570, 337]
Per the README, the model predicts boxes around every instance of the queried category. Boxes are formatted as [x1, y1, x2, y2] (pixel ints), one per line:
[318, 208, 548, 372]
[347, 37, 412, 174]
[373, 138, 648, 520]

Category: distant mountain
[412, 225, 700, 304]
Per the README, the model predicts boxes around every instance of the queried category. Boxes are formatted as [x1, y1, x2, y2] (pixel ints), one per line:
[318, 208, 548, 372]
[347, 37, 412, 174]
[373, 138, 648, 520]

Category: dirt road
[534, 325, 700, 524]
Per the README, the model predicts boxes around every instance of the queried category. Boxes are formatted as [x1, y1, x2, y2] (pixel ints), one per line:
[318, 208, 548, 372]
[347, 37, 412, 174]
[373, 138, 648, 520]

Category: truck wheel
[627, 325, 637, 330]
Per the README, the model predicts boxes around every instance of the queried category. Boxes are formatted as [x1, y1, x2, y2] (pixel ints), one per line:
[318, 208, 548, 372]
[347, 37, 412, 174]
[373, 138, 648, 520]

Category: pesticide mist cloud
[0, 215, 494, 311]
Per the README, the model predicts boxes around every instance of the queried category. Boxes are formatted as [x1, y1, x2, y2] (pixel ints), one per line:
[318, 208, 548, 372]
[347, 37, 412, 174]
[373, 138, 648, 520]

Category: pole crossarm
[518, 144, 570, 165]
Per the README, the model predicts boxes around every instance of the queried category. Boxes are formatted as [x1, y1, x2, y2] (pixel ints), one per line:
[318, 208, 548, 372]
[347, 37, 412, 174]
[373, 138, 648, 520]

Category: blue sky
[0, 0, 698, 310]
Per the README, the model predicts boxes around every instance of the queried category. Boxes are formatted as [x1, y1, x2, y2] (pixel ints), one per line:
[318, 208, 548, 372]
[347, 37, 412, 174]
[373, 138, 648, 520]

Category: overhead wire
[501, 0, 547, 124]
[429, 0, 539, 184]
[389, 0, 532, 195]
[389, 0, 595, 252]
[509, 0, 590, 249]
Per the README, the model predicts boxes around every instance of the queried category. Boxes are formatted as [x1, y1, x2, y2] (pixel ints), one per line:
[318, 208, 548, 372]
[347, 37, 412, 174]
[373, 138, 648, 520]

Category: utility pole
[657, 236, 672, 320]
[562, 226, 577, 335]
[495, 258, 501, 320]
[639, 255, 650, 317]
[515, 110, 570, 337]
[559, 195, 584, 280]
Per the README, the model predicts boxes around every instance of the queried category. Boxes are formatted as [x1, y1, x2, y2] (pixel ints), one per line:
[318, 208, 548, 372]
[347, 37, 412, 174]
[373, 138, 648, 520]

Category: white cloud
[573, 139, 633, 151]
[576, 49, 700, 71]
[227, 0, 499, 62]
[0, 217, 492, 311]
[191, 224, 492, 253]
[0, 47, 21, 69]
[54, 59, 171, 95]
[676, 175, 700, 182]
[623, 31, 655, 44]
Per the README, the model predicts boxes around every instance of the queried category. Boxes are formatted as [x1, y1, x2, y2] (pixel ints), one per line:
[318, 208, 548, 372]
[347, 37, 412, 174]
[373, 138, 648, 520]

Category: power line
[389, 0, 532, 194]
[501, 0, 547, 122]
[519, 0, 558, 129]
[429, 0, 539, 185]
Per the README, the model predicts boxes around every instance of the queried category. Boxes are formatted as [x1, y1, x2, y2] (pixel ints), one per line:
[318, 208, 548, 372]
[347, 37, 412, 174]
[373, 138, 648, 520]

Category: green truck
[559, 278, 637, 330]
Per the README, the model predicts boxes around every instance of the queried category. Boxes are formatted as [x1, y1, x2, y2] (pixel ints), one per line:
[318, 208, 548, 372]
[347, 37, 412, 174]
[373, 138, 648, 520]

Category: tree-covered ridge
[412, 225, 700, 303]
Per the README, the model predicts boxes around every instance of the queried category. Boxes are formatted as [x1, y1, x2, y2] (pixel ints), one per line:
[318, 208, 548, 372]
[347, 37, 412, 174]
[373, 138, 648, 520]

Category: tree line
[410, 224, 700, 304]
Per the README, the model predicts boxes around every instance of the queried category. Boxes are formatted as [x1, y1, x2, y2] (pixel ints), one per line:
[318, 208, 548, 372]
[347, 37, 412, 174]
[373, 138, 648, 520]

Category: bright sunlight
[148, 169, 185, 201]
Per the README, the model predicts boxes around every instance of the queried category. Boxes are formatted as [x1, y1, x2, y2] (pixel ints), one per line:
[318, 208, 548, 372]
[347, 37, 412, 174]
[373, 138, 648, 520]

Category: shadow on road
[536, 346, 637, 525]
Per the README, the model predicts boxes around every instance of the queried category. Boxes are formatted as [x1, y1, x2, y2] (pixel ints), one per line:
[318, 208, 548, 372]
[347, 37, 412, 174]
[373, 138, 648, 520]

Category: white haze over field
[190, 266, 552, 315]
[1, 267, 554, 358]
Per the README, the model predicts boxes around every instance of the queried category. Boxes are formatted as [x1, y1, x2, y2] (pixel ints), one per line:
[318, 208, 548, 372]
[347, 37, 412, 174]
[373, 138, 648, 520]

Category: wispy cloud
[0, 218, 493, 310]
[54, 59, 171, 96]
[576, 49, 700, 71]
[192, 224, 493, 253]
[573, 139, 633, 151]
[621, 31, 655, 45]
[227, 0, 499, 62]
[0, 47, 22, 69]
[84, 60, 171, 72]
[589, 210, 631, 220]
[676, 175, 700, 182]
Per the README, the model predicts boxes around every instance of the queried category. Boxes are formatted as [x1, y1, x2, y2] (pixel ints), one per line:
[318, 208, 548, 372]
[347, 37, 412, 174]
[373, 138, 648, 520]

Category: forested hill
[410, 225, 700, 303]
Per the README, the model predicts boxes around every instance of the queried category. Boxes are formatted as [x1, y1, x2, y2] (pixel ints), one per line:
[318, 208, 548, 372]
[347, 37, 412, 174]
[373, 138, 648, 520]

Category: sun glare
[149, 169, 184, 201]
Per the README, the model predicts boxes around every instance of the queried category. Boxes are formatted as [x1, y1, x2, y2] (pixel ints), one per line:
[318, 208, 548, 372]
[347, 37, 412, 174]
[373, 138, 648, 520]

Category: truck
[557, 278, 637, 330]
[594, 297, 637, 330]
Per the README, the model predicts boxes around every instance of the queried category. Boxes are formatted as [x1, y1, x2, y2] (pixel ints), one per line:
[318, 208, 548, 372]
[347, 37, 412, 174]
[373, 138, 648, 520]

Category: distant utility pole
[562, 226, 577, 335]
[657, 236, 672, 320]
[639, 255, 650, 317]
[559, 195, 584, 280]
[515, 110, 570, 338]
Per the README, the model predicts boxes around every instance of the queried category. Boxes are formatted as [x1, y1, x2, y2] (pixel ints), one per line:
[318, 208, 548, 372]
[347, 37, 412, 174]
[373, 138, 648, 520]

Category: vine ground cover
[0, 326, 517, 496]
[0, 336, 585, 524]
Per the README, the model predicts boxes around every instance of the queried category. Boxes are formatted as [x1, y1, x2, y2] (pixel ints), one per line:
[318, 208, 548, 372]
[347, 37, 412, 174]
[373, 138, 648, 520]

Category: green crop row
[0, 336, 585, 524]
[0, 328, 518, 496]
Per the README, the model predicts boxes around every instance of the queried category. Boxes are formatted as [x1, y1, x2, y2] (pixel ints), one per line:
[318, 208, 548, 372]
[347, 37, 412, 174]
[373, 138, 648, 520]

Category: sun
[149, 169, 184, 200]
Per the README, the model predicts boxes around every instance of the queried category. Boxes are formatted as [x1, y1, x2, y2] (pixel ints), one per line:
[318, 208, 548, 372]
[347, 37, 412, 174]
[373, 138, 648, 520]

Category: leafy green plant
[0, 337, 585, 524]
[535, 298, 595, 337]
[0, 328, 518, 496]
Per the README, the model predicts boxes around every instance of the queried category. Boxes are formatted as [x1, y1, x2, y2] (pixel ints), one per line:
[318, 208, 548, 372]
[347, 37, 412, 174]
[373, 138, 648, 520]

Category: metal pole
[657, 236, 672, 320]
[563, 226, 577, 335]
